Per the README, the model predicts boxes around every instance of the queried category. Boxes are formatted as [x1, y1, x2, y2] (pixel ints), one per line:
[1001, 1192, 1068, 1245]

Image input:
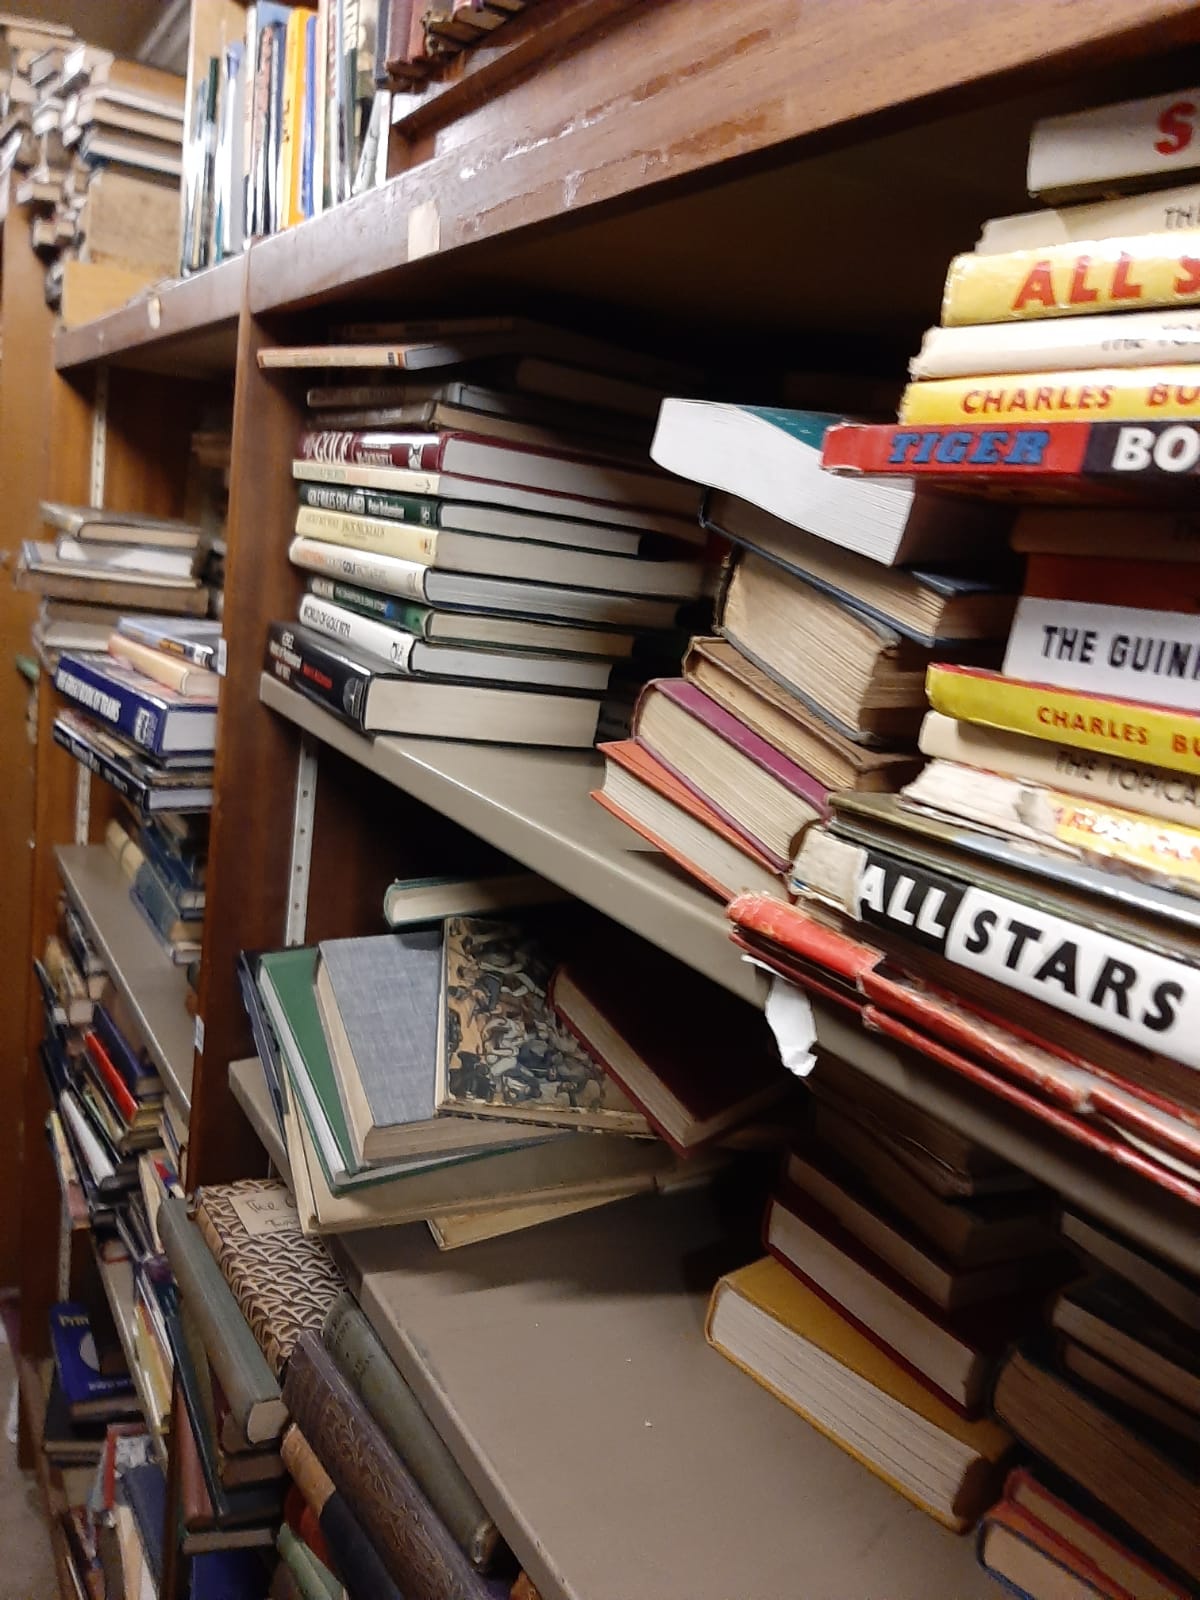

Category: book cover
[822, 417, 1200, 489]
[942, 236, 1200, 326]
[53, 651, 217, 755]
[438, 915, 643, 1130]
[283, 1331, 498, 1598]
[901, 367, 1200, 426]
[926, 662, 1200, 778]
[912, 305, 1200, 380]
[49, 1302, 135, 1410]
[1027, 90, 1200, 201]
[321, 1292, 500, 1570]
[979, 185, 1200, 254]
[193, 1179, 344, 1378]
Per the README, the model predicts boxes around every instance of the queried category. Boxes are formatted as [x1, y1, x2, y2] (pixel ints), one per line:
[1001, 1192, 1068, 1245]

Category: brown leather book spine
[283, 1332, 494, 1599]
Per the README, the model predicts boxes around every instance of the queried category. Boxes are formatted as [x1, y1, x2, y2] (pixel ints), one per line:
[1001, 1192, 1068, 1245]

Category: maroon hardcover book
[548, 931, 789, 1155]
[633, 680, 831, 869]
[766, 1184, 1053, 1418]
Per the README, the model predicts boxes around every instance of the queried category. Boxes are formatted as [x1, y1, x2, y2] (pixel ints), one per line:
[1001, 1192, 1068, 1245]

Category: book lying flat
[1059, 1212, 1200, 1331]
[53, 712, 214, 814]
[1051, 1274, 1200, 1414]
[40, 502, 204, 549]
[17, 540, 210, 612]
[54, 651, 217, 756]
[706, 1257, 1012, 1532]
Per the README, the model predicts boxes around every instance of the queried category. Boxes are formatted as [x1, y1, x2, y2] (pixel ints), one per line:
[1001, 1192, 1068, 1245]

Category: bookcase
[9, 2, 1200, 1596]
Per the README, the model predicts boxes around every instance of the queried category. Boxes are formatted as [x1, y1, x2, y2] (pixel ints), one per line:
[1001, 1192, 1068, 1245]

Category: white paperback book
[1002, 595, 1200, 714]
[1027, 89, 1200, 200]
[911, 306, 1200, 380]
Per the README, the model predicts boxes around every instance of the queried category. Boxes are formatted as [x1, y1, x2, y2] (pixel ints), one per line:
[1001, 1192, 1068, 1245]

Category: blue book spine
[49, 1302, 135, 1405]
[93, 1004, 158, 1098]
[54, 655, 174, 755]
[138, 827, 205, 911]
[190, 1549, 271, 1600]
[52, 716, 155, 810]
[122, 1462, 166, 1593]
[301, 13, 317, 218]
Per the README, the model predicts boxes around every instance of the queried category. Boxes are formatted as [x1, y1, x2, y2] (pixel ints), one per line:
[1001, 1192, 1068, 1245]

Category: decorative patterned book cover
[193, 1179, 345, 1378]
[438, 916, 646, 1130]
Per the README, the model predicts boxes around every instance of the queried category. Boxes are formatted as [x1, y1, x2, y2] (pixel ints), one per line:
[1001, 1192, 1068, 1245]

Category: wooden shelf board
[259, 674, 766, 1008]
[229, 1056, 291, 1184]
[340, 1186, 995, 1600]
[52, 256, 244, 375]
[55, 844, 195, 1114]
[93, 1241, 169, 1466]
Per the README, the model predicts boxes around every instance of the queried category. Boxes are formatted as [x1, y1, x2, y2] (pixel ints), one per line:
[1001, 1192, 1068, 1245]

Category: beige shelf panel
[259, 674, 766, 1008]
[229, 1056, 291, 1185]
[56, 843, 195, 1114]
[340, 1187, 995, 1600]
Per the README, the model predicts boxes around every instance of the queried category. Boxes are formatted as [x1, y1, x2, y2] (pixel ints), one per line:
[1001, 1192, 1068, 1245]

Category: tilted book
[283, 1331, 498, 1598]
[1027, 89, 1200, 201]
[192, 1179, 344, 1378]
[942, 234, 1200, 325]
[926, 662, 1200, 778]
[900, 366, 1200, 427]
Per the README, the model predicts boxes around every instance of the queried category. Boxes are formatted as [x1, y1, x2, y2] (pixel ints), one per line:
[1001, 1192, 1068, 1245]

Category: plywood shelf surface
[56, 844, 195, 1113]
[341, 1187, 995, 1600]
[52, 255, 244, 374]
[259, 674, 766, 1008]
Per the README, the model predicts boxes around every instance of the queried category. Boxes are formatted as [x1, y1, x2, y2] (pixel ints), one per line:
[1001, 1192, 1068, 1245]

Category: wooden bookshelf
[56, 844, 195, 1114]
[52, 255, 244, 375]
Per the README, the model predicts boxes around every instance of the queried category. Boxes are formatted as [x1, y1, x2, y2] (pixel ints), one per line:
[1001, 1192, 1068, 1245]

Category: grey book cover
[319, 929, 442, 1130]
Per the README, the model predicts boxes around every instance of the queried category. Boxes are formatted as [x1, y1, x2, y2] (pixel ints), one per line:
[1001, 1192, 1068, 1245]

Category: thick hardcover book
[322, 1292, 499, 1570]
[941, 236, 1200, 326]
[93, 1004, 159, 1099]
[705, 1258, 1012, 1533]
[1052, 1273, 1200, 1411]
[281, 1426, 405, 1598]
[821, 418, 1200, 492]
[926, 662, 1200, 778]
[912, 305, 1200, 380]
[158, 1197, 288, 1447]
[900, 367, 1200, 427]
[53, 651, 218, 756]
[52, 712, 214, 814]
[192, 1180, 344, 1377]
[1027, 89, 1200, 201]
[283, 1330, 498, 1598]
[993, 1346, 1200, 1582]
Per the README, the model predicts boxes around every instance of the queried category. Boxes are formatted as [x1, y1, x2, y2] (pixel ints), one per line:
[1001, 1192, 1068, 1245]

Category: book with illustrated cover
[49, 1302, 137, 1421]
[437, 916, 646, 1132]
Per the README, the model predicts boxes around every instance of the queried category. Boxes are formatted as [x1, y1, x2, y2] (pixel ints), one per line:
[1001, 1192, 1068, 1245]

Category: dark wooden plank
[52, 256, 244, 375]
[251, 0, 1200, 314]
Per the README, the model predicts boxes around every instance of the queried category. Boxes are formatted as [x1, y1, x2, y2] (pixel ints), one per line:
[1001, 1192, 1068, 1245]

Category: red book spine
[296, 431, 446, 471]
[84, 1032, 139, 1125]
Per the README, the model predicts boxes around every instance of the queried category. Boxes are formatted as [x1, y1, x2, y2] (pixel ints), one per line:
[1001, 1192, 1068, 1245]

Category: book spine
[297, 478, 440, 526]
[300, 14, 317, 218]
[321, 1294, 500, 1570]
[293, 456, 441, 490]
[918, 709, 1200, 830]
[278, 8, 304, 226]
[977, 185, 1200, 254]
[941, 236, 1200, 325]
[117, 621, 217, 670]
[298, 430, 443, 469]
[107, 636, 219, 698]
[1002, 595, 1200, 711]
[1027, 93, 1200, 201]
[54, 656, 168, 754]
[266, 22, 287, 231]
[298, 594, 416, 668]
[927, 663, 1200, 776]
[138, 829, 203, 910]
[264, 620, 376, 727]
[281, 1427, 404, 1600]
[900, 367, 1200, 426]
[282, 1331, 495, 1599]
[308, 575, 433, 632]
[910, 308, 1200, 380]
[84, 1034, 139, 1124]
[842, 836, 1200, 1068]
[157, 1198, 287, 1448]
[52, 717, 154, 811]
[133, 858, 193, 940]
[294, 504, 438, 564]
[288, 534, 431, 600]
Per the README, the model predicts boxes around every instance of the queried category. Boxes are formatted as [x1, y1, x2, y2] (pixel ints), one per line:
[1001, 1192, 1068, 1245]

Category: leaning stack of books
[241, 875, 787, 1238]
[0, 13, 73, 192]
[260, 317, 711, 749]
[591, 397, 1017, 899]
[706, 1051, 1065, 1534]
[983, 1210, 1200, 1596]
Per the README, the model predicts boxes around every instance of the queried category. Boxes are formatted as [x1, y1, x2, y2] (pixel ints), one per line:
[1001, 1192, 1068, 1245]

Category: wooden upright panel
[188, 312, 304, 1188]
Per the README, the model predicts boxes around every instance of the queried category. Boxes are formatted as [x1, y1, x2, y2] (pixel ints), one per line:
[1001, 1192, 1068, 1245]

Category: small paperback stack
[706, 1051, 1063, 1534]
[260, 317, 710, 749]
[983, 1210, 1200, 1594]
[242, 879, 786, 1238]
[589, 399, 1016, 899]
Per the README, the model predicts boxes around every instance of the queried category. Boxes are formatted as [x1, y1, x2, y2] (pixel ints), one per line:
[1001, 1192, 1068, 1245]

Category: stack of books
[983, 1210, 1200, 1595]
[242, 876, 787, 1237]
[106, 809, 210, 977]
[182, 2, 391, 271]
[261, 317, 712, 748]
[706, 1052, 1062, 1533]
[0, 22, 184, 323]
[590, 397, 1016, 899]
[44, 1299, 139, 1470]
[386, 0, 539, 82]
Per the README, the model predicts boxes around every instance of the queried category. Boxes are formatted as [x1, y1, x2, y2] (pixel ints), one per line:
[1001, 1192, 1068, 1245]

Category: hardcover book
[53, 650, 218, 755]
[280, 1426, 404, 1598]
[49, 1302, 137, 1420]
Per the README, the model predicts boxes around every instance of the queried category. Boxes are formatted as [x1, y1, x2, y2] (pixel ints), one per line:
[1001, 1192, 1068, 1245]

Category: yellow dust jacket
[926, 664, 1200, 777]
[942, 231, 1200, 325]
[899, 366, 1200, 425]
